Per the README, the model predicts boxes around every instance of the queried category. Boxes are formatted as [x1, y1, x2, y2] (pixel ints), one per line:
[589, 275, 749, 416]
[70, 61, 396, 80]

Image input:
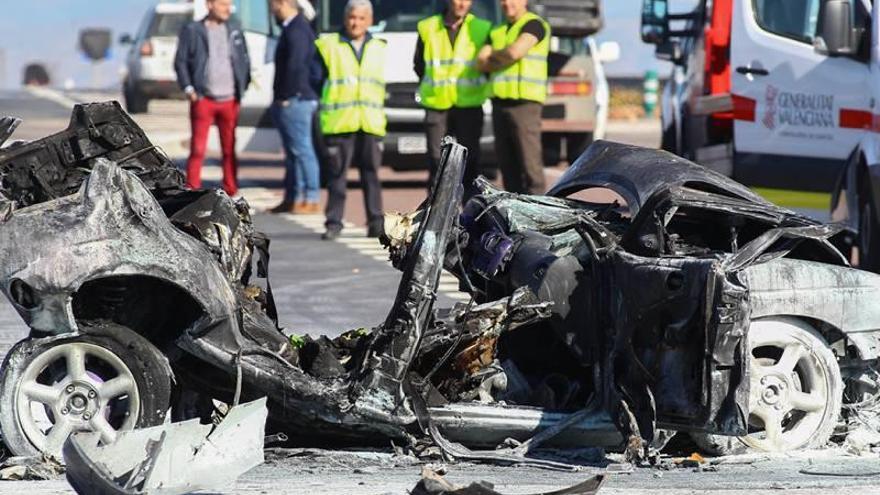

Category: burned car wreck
[0, 102, 878, 466]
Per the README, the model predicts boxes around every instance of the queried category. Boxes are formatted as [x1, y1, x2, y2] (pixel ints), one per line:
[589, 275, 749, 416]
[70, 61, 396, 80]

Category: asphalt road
[0, 90, 70, 119]
[0, 89, 870, 495]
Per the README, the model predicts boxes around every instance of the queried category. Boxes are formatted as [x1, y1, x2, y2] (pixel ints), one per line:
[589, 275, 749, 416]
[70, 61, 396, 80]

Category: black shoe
[321, 228, 341, 241]
[366, 223, 383, 238]
[268, 200, 296, 214]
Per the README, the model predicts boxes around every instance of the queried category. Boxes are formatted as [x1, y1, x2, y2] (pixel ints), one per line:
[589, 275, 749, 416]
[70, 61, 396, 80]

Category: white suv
[120, 2, 193, 114]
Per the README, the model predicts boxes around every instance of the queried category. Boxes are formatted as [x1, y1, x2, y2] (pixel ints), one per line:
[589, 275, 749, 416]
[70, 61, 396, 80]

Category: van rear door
[730, 0, 872, 191]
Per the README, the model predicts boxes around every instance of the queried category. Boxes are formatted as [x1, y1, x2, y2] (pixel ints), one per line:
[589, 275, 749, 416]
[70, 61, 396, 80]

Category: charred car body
[0, 103, 877, 464]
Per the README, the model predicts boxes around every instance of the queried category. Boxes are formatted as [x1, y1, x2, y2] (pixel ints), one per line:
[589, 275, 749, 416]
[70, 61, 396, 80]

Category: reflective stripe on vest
[316, 33, 387, 136]
[489, 13, 550, 103]
[417, 13, 492, 110]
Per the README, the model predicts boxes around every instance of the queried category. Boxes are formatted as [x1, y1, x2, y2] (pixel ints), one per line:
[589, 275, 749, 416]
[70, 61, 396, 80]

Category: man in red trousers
[174, 0, 252, 196]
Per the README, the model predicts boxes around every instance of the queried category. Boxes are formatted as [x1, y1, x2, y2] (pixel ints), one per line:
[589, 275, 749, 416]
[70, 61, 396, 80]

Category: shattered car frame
[0, 103, 878, 464]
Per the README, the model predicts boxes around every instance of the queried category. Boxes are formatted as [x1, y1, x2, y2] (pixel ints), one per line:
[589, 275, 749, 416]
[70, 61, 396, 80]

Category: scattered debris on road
[63, 398, 266, 494]
[411, 466, 606, 495]
[0, 454, 63, 481]
[1, 103, 879, 484]
[676, 453, 706, 469]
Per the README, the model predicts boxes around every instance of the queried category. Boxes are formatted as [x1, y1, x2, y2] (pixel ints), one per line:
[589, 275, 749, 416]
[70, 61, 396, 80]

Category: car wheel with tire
[565, 132, 593, 165]
[692, 317, 842, 455]
[0, 321, 172, 460]
[124, 84, 149, 114]
[542, 133, 563, 167]
[660, 122, 677, 154]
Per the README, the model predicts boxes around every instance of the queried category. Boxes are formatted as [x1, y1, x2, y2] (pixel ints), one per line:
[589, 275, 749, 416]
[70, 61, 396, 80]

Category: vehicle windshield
[149, 13, 191, 38]
[318, 0, 502, 33]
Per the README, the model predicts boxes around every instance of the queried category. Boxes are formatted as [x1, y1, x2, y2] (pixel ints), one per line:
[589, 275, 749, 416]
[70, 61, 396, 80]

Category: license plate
[398, 136, 427, 154]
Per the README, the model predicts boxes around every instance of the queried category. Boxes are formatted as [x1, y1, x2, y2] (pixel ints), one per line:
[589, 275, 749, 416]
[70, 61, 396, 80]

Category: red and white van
[642, 0, 880, 270]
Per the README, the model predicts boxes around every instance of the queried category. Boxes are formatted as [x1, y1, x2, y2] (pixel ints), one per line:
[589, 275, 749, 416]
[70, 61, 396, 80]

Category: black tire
[565, 132, 593, 165]
[0, 321, 172, 459]
[679, 107, 694, 161]
[542, 133, 563, 167]
[124, 84, 149, 114]
[858, 188, 880, 273]
[660, 122, 677, 154]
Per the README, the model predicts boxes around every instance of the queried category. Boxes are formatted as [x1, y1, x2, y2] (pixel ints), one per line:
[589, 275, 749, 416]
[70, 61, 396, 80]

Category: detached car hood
[547, 141, 771, 216]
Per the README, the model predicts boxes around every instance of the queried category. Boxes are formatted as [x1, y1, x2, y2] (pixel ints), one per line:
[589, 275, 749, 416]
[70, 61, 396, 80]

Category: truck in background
[641, 0, 880, 270]
[201, 0, 619, 169]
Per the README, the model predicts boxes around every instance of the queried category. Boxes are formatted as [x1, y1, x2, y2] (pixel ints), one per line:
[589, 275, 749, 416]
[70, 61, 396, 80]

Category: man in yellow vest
[477, 0, 550, 194]
[414, 0, 491, 195]
[314, 0, 386, 240]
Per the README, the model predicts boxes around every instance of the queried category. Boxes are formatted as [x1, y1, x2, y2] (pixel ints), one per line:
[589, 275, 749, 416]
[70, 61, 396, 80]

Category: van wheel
[859, 189, 880, 272]
[124, 84, 149, 114]
[0, 322, 172, 460]
[542, 133, 562, 167]
[692, 317, 842, 455]
[660, 123, 677, 154]
[565, 133, 592, 165]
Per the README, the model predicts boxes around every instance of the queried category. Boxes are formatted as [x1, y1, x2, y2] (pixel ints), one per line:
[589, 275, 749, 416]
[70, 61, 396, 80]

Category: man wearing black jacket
[268, 0, 323, 214]
[174, 0, 251, 196]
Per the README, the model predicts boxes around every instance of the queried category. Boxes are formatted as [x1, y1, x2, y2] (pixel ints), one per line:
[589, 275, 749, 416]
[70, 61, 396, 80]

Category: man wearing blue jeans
[269, 0, 321, 214]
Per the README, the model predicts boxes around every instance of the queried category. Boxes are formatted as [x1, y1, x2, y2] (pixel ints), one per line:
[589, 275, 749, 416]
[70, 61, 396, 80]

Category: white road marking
[25, 86, 80, 109]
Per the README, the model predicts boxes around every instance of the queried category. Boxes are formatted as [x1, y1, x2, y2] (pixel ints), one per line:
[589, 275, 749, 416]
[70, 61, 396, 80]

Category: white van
[642, 0, 880, 270]
[205, 0, 616, 168]
[121, 2, 194, 114]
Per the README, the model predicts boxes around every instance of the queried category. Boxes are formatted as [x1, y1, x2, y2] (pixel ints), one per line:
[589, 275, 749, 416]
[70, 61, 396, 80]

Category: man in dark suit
[268, 0, 322, 214]
[174, 0, 251, 196]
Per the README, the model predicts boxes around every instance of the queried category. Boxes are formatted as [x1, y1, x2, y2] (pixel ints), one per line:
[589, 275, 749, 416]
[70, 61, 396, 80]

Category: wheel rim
[742, 327, 831, 452]
[14, 342, 140, 458]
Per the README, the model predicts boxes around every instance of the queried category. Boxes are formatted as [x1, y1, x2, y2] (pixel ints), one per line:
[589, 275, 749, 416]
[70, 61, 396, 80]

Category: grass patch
[752, 188, 831, 210]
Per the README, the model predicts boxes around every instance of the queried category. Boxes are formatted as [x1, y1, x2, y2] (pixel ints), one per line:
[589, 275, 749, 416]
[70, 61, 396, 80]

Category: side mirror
[816, 0, 854, 56]
[119, 33, 133, 45]
[655, 40, 683, 65]
[597, 41, 621, 63]
[641, 0, 669, 45]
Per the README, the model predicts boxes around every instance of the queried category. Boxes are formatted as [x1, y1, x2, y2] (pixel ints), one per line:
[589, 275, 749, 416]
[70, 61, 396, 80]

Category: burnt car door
[605, 187, 760, 441]
[608, 183, 842, 441]
[547, 141, 835, 442]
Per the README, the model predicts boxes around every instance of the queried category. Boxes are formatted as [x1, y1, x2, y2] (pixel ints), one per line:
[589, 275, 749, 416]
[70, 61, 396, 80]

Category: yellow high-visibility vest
[417, 13, 491, 110]
[315, 33, 387, 136]
[489, 12, 550, 103]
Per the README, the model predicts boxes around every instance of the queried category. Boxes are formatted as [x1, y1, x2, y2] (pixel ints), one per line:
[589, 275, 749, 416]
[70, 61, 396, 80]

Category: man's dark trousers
[324, 132, 384, 231]
[492, 100, 545, 194]
[425, 106, 483, 193]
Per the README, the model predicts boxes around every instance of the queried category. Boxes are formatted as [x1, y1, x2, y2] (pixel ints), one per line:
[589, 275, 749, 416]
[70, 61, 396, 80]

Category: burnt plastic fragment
[0, 101, 184, 209]
[411, 467, 606, 494]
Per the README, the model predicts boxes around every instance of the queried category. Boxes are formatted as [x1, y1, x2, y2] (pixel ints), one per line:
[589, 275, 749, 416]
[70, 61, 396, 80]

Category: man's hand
[476, 45, 493, 72]
[185, 86, 199, 103]
[476, 33, 540, 73]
